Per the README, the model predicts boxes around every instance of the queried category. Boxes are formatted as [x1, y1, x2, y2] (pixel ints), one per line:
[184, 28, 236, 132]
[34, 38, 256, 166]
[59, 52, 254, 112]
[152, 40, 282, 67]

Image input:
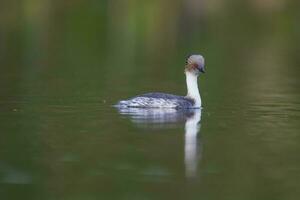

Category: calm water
[1, 73, 299, 200]
[1, 1, 300, 200]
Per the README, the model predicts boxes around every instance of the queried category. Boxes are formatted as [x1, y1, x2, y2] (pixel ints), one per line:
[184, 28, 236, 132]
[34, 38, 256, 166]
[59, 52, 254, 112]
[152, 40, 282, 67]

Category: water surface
[1, 1, 300, 199]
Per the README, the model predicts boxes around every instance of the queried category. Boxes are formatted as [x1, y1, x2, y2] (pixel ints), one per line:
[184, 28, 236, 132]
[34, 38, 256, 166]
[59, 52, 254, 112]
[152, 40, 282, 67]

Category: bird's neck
[185, 72, 201, 107]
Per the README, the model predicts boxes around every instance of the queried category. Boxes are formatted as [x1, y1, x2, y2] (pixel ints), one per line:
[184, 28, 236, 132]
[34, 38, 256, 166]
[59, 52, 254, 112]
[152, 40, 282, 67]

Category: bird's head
[185, 54, 205, 76]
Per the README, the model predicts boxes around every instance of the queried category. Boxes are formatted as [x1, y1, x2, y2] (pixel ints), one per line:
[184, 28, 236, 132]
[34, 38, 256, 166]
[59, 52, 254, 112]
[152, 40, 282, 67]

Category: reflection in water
[184, 110, 201, 178]
[117, 107, 202, 178]
[0, 162, 32, 184]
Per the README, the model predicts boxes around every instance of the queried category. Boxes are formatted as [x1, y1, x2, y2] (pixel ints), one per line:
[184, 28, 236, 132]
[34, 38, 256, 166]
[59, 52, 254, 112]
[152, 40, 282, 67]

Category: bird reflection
[184, 110, 201, 178]
[117, 107, 202, 178]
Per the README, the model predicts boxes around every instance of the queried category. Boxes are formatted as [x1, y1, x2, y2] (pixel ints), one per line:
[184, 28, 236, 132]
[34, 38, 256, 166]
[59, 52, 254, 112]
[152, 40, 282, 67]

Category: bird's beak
[200, 67, 205, 73]
[197, 62, 205, 73]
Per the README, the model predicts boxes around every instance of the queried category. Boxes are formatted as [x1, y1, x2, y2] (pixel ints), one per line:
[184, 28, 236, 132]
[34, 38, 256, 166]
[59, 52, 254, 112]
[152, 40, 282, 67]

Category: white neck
[185, 72, 201, 108]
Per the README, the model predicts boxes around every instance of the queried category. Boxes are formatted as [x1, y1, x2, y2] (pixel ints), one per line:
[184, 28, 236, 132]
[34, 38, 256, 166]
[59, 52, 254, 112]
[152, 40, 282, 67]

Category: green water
[1, 1, 300, 199]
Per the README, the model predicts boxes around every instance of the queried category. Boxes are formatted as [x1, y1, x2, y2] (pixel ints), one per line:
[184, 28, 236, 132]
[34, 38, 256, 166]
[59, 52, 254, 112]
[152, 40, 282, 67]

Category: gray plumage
[116, 92, 195, 109]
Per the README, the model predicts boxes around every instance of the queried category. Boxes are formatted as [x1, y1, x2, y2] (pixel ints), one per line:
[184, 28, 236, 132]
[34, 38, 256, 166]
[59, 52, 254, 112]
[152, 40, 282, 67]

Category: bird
[116, 54, 205, 109]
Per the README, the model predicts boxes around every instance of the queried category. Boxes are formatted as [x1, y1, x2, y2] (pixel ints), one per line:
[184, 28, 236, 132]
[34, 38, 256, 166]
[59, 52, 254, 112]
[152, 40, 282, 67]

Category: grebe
[116, 54, 205, 109]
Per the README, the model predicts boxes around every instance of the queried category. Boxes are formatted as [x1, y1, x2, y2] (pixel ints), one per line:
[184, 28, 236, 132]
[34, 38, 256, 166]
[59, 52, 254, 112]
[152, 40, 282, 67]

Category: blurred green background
[1, 0, 300, 200]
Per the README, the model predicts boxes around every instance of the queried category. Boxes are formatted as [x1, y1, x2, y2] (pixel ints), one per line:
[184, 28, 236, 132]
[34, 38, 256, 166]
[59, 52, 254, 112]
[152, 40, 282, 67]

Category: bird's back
[116, 92, 195, 108]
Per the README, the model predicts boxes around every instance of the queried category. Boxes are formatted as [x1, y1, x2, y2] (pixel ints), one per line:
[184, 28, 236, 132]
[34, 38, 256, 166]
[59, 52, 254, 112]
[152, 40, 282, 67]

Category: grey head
[185, 54, 205, 74]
